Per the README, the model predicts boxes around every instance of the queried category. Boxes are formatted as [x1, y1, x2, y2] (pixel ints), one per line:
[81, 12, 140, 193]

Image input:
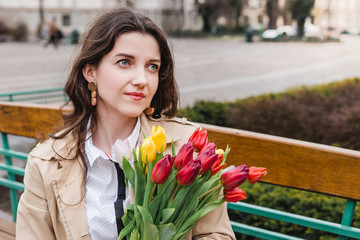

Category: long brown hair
[52, 8, 178, 167]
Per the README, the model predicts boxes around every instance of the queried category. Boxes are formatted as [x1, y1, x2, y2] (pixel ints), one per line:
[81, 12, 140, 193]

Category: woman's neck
[92, 114, 138, 156]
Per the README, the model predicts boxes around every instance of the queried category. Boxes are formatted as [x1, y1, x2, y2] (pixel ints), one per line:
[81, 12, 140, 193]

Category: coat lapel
[50, 134, 90, 239]
[51, 160, 89, 239]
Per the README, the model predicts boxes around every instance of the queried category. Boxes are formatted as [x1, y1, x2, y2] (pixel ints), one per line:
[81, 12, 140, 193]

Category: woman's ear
[82, 64, 97, 83]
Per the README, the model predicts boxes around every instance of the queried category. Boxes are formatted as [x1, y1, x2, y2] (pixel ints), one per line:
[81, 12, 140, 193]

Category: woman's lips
[125, 92, 145, 100]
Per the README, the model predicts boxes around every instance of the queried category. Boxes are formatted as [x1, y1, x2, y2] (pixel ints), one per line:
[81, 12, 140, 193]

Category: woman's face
[85, 32, 160, 120]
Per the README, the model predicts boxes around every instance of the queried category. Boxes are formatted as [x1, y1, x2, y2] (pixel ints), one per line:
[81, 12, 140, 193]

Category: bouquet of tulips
[116, 126, 267, 240]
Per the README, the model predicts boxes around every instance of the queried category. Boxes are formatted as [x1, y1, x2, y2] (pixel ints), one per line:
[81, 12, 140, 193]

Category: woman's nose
[132, 67, 148, 86]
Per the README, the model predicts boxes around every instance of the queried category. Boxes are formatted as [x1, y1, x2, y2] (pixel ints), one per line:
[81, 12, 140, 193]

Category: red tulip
[174, 143, 194, 170]
[198, 142, 216, 156]
[188, 128, 208, 152]
[220, 164, 249, 190]
[195, 148, 218, 175]
[169, 156, 176, 166]
[247, 166, 267, 184]
[176, 160, 201, 186]
[151, 154, 172, 184]
[224, 188, 247, 202]
[211, 153, 227, 175]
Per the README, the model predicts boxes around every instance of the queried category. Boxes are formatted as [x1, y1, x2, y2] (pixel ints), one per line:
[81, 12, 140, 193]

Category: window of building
[62, 14, 71, 26]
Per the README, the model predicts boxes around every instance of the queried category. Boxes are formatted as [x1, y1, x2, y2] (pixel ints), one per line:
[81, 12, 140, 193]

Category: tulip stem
[199, 185, 222, 199]
[169, 183, 180, 204]
[149, 184, 157, 205]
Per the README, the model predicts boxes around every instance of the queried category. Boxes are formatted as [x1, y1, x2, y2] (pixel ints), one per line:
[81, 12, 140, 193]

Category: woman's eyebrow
[149, 59, 161, 63]
[114, 53, 135, 59]
[114, 53, 160, 63]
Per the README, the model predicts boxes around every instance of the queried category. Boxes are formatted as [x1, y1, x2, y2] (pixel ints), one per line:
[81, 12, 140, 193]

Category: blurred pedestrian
[45, 17, 61, 48]
[40, 22, 50, 47]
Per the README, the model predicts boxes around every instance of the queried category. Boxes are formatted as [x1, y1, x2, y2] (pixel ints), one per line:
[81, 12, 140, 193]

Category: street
[1, 35, 360, 107]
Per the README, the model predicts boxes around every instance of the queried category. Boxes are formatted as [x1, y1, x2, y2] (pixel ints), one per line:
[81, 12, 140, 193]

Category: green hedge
[180, 77, 360, 150]
[179, 77, 360, 239]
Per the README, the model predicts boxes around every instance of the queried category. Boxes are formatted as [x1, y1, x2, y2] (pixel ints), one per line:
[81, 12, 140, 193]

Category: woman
[16, 8, 235, 240]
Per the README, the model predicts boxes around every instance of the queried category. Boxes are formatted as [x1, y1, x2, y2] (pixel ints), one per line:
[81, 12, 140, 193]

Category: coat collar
[139, 113, 181, 144]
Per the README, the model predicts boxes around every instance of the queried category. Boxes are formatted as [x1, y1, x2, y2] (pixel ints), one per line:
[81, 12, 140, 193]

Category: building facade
[0, 0, 359, 40]
[0, 0, 202, 40]
[313, 0, 360, 34]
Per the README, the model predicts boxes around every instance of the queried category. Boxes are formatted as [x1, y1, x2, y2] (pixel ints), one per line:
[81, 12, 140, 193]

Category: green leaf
[143, 221, 159, 240]
[123, 157, 135, 187]
[222, 145, 231, 164]
[197, 175, 219, 196]
[118, 217, 136, 240]
[142, 129, 146, 139]
[147, 190, 162, 219]
[134, 163, 146, 206]
[157, 172, 176, 195]
[122, 204, 135, 226]
[132, 148, 138, 162]
[159, 223, 176, 240]
[134, 160, 146, 230]
[137, 147, 144, 172]
[177, 198, 225, 234]
[129, 228, 139, 240]
[151, 174, 176, 224]
[169, 178, 202, 209]
[173, 229, 192, 240]
[137, 205, 155, 224]
[171, 140, 175, 157]
[160, 208, 175, 224]
[174, 196, 198, 228]
[143, 158, 155, 208]
[168, 179, 203, 223]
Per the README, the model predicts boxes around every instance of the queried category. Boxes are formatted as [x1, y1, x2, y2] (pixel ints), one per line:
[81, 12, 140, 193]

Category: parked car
[262, 25, 297, 40]
[277, 25, 297, 37]
[262, 29, 279, 40]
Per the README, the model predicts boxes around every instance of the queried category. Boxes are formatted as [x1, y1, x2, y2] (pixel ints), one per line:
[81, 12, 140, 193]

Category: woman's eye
[148, 64, 159, 71]
[118, 59, 129, 66]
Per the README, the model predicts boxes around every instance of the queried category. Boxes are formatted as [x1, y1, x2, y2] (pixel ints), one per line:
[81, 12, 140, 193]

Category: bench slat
[202, 123, 360, 201]
[0, 218, 15, 239]
[0, 101, 64, 139]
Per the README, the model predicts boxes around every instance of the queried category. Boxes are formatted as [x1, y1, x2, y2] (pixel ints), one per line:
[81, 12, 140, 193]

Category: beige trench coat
[16, 114, 236, 240]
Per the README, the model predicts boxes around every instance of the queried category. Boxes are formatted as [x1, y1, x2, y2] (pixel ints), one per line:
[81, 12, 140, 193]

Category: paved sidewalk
[1, 35, 360, 106]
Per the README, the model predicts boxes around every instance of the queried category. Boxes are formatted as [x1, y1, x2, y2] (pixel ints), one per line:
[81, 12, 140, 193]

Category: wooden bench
[1, 101, 360, 239]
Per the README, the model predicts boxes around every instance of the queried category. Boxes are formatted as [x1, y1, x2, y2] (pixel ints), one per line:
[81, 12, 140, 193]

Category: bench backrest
[1, 101, 359, 239]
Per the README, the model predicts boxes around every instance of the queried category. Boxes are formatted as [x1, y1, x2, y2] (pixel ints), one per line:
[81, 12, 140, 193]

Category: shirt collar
[85, 117, 141, 167]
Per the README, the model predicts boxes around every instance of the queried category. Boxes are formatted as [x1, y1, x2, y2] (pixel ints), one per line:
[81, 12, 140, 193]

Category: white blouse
[84, 117, 140, 240]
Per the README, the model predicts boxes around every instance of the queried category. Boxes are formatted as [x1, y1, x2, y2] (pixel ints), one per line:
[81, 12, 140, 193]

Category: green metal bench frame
[0, 87, 67, 104]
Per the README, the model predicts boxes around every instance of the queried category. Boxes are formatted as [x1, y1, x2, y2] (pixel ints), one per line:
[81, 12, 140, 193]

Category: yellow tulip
[151, 125, 167, 153]
[215, 149, 224, 155]
[141, 136, 156, 164]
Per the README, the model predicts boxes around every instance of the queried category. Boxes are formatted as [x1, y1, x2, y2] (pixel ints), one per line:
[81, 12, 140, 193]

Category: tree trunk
[266, 0, 279, 29]
[297, 17, 305, 37]
[202, 13, 211, 32]
[39, 0, 44, 25]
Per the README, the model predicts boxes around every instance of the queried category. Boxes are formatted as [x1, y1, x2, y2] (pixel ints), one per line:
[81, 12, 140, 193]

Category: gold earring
[88, 82, 97, 106]
[144, 107, 154, 115]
